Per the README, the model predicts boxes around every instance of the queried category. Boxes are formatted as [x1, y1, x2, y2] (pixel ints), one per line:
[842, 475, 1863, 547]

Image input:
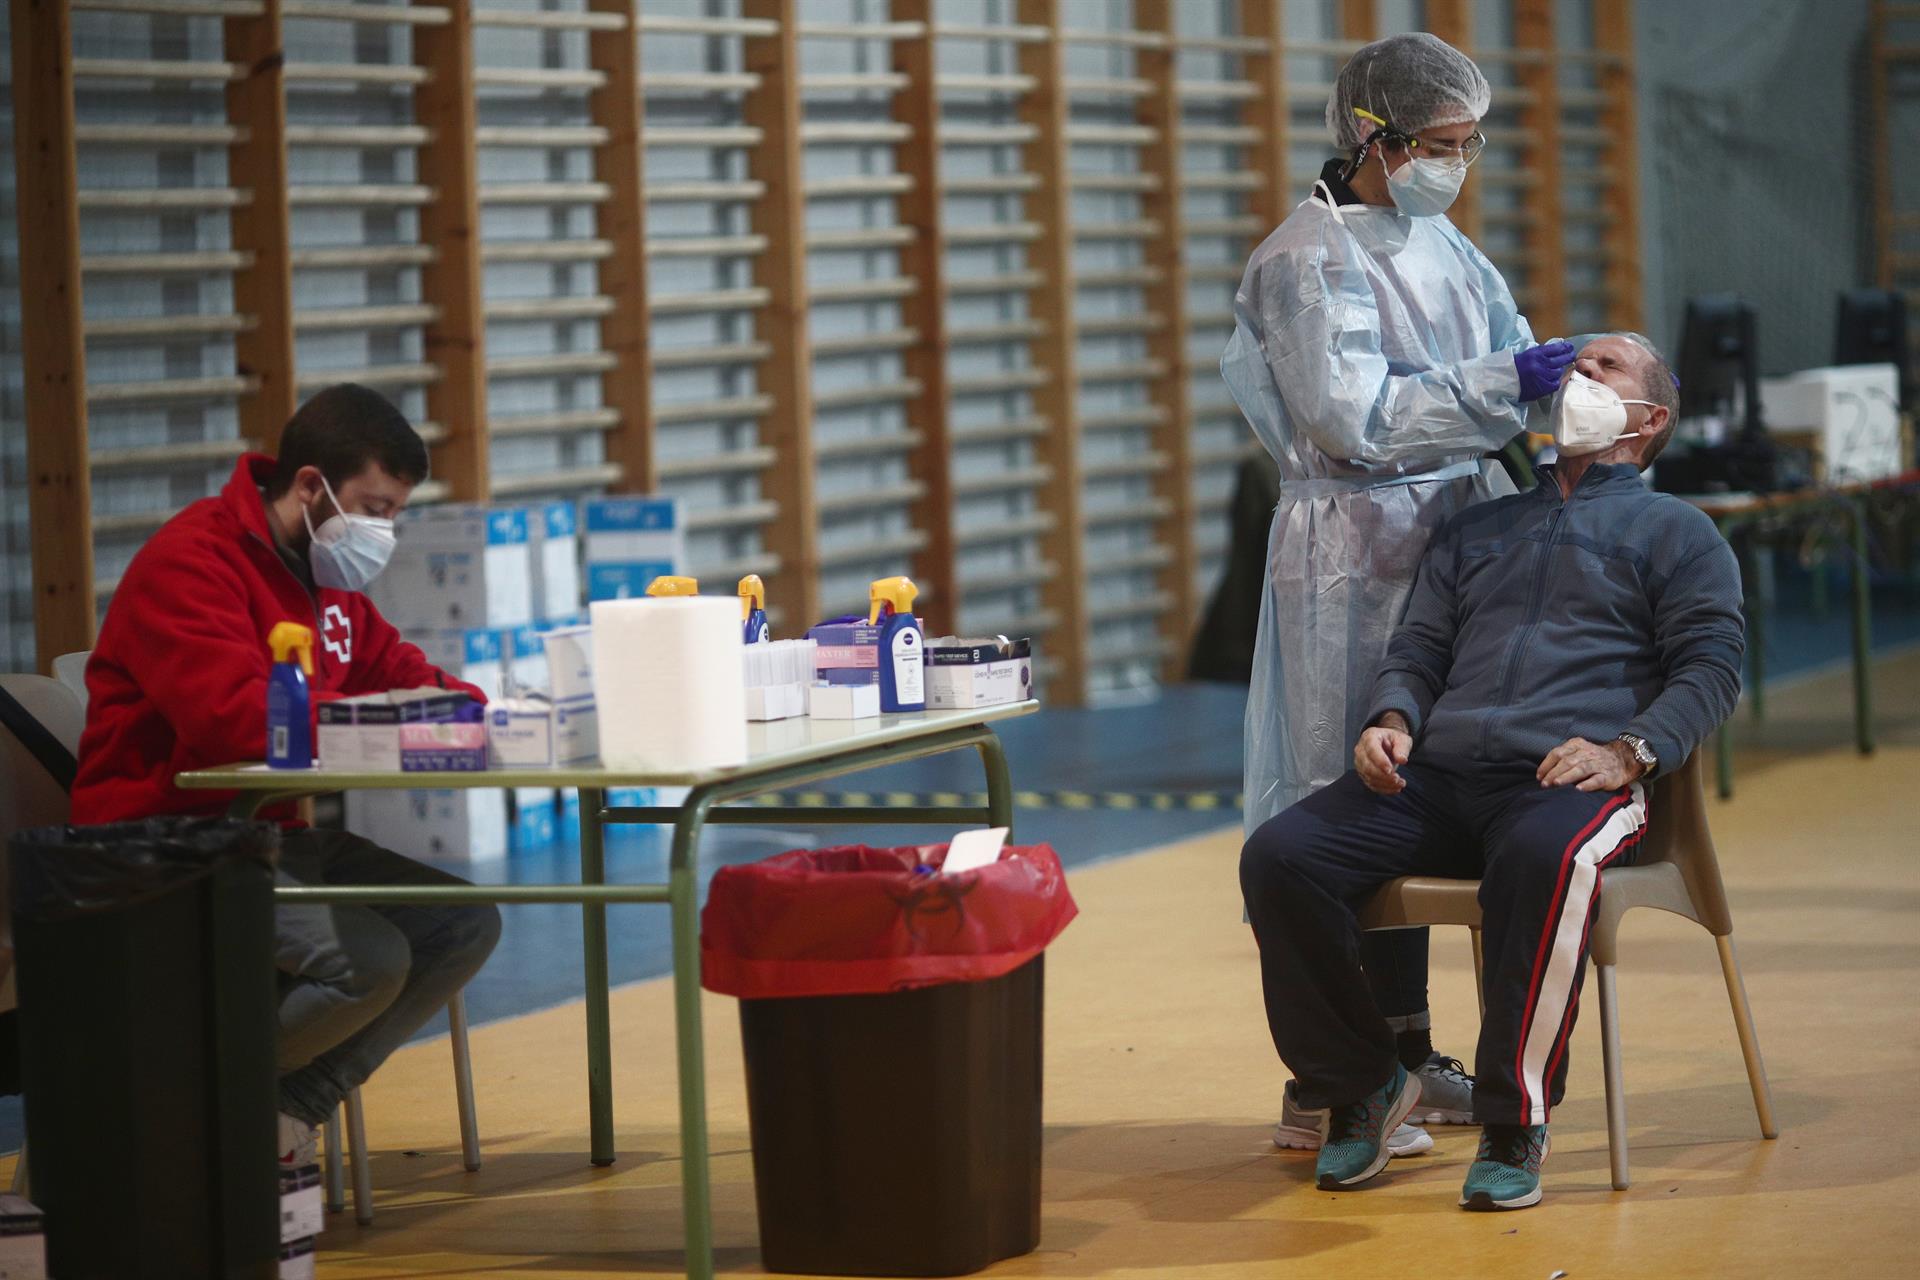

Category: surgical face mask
[1386, 154, 1467, 217]
[304, 475, 397, 592]
[1550, 369, 1658, 457]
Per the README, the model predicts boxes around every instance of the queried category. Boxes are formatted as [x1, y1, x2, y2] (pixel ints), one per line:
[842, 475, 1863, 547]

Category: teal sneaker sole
[1459, 1133, 1551, 1210]
[1313, 1075, 1422, 1190]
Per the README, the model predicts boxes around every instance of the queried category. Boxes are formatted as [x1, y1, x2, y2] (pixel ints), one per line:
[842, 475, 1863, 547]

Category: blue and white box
[581, 497, 684, 602]
[372, 504, 534, 631]
[345, 788, 509, 864]
[416, 627, 506, 701]
[527, 501, 582, 622]
[503, 623, 549, 698]
[541, 624, 595, 703]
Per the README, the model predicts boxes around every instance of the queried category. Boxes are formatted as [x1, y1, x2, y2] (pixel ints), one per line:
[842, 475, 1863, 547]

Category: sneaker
[1460, 1124, 1551, 1211]
[1273, 1080, 1433, 1156]
[278, 1112, 318, 1169]
[1313, 1064, 1422, 1190]
[1408, 1054, 1475, 1125]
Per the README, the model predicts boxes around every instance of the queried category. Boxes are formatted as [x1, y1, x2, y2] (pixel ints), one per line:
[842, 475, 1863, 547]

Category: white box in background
[279, 1167, 323, 1245]
[925, 637, 1034, 710]
[527, 500, 582, 622]
[503, 623, 548, 698]
[346, 788, 509, 864]
[1760, 363, 1903, 483]
[487, 698, 556, 767]
[581, 497, 684, 601]
[414, 627, 506, 700]
[542, 625, 594, 702]
[278, 1238, 315, 1280]
[554, 698, 599, 762]
[371, 505, 534, 631]
[511, 788, 558, 849]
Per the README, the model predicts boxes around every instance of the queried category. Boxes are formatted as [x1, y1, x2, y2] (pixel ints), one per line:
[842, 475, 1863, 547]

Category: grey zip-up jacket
[1366, 462, 1745, 774]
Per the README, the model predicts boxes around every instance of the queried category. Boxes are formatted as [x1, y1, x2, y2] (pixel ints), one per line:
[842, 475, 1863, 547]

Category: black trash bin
[10, 817, 281, 1280]
[703, 842, 1078, 1277]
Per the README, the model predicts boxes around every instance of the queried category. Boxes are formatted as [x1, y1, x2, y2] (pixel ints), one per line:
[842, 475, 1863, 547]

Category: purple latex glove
[1514, 339, 1576, 401]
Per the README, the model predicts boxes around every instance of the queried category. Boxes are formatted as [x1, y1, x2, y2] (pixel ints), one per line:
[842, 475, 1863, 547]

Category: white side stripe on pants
[1517, 781, 1648, 1124]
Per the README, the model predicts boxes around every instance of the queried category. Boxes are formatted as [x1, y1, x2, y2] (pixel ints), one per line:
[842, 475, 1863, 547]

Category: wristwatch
[1615, 732, 1658, 778]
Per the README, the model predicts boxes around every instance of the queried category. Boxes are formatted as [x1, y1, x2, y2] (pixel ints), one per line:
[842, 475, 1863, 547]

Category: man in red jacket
[74, 384, 502, 1166]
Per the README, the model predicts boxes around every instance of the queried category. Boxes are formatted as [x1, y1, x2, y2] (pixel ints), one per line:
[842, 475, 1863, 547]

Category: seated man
[73, 383, 503, 1169]
[1239, 335, 1743, 1210]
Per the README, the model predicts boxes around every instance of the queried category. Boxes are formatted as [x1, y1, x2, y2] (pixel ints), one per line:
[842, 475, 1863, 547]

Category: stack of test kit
[318, 689, 487, 772]
[743, 640, 815, 721]
[807, 617, 883, 719]
[925, 636, 1034, 709]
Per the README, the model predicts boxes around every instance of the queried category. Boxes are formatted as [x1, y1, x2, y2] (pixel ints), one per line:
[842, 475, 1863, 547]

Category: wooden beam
[1016, 0, 1089, 706]
[1425, 0, 1483, 246]
[1514, 0, 1567, 339]
[1240, 0, 1291, 243]
[1592, 0, 1644, 330]
[1135, 0, 1197, 681]
[589, 0, 654, 492]
[413, 0, 490, 500]
[1339, 0, 1376, 43]
[224, 0, 297, 448]
[10, 0, 96, 668]
[890, 0, 958, 638]
[741, 0, 821, 626]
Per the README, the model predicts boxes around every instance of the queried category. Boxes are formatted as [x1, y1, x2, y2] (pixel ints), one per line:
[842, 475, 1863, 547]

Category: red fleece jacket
[73, 455, 486, 823]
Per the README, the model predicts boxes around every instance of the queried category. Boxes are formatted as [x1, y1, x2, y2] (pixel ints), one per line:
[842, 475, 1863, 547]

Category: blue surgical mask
[304, 475, 397, 593]
[1386, 155, 1466, 217]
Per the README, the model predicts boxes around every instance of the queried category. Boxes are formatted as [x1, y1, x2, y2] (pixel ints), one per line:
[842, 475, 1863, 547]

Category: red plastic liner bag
[701, 842, 1078, 998]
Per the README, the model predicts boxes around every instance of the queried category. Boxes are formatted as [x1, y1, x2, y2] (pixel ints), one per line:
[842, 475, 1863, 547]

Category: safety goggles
[1342, 107, 1486, 178]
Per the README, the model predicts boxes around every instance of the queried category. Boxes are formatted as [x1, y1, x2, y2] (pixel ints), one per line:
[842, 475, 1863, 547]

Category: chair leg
[344, 1087, 373, 1226]
[323, 1112, 345, 1213]
[1597, 963, 1631, 1190]
[1470, 927, 1486, 1023]
[1716, 936, 1779, 1140]
[448, 992, 482, 1172]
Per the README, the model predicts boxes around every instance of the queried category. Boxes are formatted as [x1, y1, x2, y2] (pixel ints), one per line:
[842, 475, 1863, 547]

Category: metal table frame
[179, 703, 1033, 1280]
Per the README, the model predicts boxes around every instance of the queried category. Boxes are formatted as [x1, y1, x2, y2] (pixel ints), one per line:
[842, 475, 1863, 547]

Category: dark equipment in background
[1833, 287, 1911, 412]
[1655, 294, 1779, 495]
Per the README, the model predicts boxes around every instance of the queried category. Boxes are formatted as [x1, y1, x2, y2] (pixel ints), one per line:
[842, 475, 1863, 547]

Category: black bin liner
[10, 818, 281, 1280]
[739, 956, 1045, 1277]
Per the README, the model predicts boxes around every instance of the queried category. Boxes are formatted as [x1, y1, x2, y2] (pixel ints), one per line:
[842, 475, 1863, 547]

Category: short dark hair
[1622, 335, 1682, 465]
[266, 384, 430, 498]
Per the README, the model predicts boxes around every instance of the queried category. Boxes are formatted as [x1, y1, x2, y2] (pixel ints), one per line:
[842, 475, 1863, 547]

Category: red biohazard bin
[702, 842, 1077, 1277]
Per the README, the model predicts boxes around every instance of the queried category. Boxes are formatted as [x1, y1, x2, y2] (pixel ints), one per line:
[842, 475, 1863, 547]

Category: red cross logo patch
[321, 604, 352, 664]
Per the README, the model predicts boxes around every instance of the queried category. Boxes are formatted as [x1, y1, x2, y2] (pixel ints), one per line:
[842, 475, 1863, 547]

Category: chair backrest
[1632, 750, 1734, 936]
[51, 650, 91, 718]
[0, 673, 83, 1018]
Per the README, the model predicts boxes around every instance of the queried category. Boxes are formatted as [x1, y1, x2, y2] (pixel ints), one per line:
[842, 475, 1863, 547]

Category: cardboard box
[0, 1195, 44, 1280]
[582, 497, 684, 602]
[279, 1165, 323, 1246]
[503, 623, 549, 698]
[807, 619, 884, 673]
[319, 690, 483, 772]
[371, 504, 534, 630]
[279, 1237, 316, 1280]
[745, 683, 808, 722]
[414, 627, 506, 700]
[346, 787, 509, 863]
[925, 636, 1034, 710]
[554, 696, 599, 762]
[511, 788, 558, 849]
[487, 698, 557, 768]
[1760, 363, 1904, 484]
[541, 624, 595, 702]
[527, 500, 582, 622]
[809, 683, 881, 720]
[400, 719, 488, 772]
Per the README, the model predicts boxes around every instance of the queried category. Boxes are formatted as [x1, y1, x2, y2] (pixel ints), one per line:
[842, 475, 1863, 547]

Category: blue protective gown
[1222, 173, 1534, 834]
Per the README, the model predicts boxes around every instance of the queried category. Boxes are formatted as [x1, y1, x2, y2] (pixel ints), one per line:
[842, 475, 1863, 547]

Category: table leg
[670, 792, 715, 1280]
[976, 731, 1014, 833]
[578, 786, 615, 1167]
[1849, 498, 1875, 755]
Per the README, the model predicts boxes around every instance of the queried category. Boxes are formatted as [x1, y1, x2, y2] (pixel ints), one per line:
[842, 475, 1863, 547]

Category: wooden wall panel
[1593, 0, 1643, 331]
[590, 0, 655, 494]
[225, 0, 297, 449]
[1514, 0, 1567, 338]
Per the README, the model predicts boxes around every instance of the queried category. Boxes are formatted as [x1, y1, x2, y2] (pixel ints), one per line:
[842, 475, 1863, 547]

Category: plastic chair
[1358, 751, 1778, 1188]
[50, 652, 90, 717]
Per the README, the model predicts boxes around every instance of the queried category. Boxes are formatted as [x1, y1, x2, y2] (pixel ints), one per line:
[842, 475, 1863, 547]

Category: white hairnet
[1326, 32, 1492, 150]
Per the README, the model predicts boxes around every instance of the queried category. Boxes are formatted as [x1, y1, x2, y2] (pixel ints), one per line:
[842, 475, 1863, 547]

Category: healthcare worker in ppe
[1221, 31, 1575, 1143]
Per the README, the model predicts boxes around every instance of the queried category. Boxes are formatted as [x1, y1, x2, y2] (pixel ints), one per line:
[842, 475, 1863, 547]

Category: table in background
[180, 701, 1039, 1280]
[1689, 471, 1920, 797]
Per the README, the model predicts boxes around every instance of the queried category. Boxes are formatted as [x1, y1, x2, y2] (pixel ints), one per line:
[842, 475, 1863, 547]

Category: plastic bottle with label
[869, 576, 925, 713]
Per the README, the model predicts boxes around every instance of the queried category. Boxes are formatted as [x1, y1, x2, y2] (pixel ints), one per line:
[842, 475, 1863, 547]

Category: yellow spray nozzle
[737, 574, 766, 622]
[868, 575, 919, 624]
[268, 621, 315, 676]
[646, 575, 700, 598]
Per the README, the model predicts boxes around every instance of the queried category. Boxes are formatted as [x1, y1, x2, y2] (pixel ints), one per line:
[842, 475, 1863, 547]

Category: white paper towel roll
[590, 596, 748, 771]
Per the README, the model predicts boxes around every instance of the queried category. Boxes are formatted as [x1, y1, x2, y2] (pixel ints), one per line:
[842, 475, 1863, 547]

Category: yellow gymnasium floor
[106, 655, 1920, 1275]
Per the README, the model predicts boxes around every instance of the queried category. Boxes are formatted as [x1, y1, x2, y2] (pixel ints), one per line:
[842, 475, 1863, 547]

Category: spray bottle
[739, 575, 770, 644]
[869, 576, 925, 713]
[266, 621, 316, 770]
[646, 575, 699, 598]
